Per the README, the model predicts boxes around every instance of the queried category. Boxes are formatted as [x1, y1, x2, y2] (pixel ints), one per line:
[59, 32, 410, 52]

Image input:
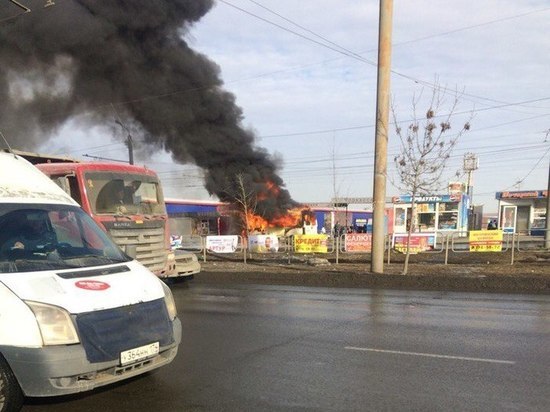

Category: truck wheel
[0, 355, 23, 412]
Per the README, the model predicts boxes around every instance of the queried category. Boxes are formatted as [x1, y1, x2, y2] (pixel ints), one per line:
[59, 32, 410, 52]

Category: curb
[192, 270, 550, 294]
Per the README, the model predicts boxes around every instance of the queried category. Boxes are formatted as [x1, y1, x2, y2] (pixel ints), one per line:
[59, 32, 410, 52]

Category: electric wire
[223, 0, 550, 111]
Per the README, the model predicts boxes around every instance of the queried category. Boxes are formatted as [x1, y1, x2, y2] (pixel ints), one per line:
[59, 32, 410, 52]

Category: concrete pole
[467, 169, 475, 230]
[371, 0, 393, 273]
[127, 135, 134, 165]
[545, 157, 550, 249]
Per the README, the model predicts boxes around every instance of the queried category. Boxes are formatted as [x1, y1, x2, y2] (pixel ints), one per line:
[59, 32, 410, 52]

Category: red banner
[344, 233, 372, 252]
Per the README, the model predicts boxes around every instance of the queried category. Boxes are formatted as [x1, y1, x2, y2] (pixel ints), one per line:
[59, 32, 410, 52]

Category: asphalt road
[22, 282, 550, 411]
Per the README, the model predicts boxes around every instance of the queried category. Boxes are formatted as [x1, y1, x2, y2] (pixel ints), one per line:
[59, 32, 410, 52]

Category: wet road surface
[22, 283, 550, 411]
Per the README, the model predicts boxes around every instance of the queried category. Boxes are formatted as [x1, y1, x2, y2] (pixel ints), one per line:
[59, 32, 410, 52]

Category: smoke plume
[0, 0, 296, 219]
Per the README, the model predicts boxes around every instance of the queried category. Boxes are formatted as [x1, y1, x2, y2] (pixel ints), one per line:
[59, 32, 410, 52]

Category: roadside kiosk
[392, 193, 470, 234]
[495, 190, 548, 235]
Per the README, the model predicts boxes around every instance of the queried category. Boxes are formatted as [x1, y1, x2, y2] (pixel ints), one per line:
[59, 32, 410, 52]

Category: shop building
[495, 190, 548, 234]
[391, 193, 470, 235]
[165, 199, 231, 236]
[164, 199, 374, 236]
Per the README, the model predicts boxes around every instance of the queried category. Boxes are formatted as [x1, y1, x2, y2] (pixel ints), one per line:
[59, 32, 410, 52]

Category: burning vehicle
[245, 208, 319, 237]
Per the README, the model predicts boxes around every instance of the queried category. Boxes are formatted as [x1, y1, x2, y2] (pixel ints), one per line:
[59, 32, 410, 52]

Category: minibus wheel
[0, 355, 23, 412]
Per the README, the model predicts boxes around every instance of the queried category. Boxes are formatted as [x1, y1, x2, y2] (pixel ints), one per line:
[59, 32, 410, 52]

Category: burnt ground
[189, 249, 550, 294]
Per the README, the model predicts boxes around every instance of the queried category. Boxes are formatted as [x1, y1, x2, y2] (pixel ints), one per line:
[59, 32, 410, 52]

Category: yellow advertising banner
[469, 230, 503, 252]
[294, 234, 328, 253]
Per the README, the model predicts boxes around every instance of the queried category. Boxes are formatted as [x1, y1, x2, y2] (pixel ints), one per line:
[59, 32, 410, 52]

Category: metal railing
[176, 229, 549, 265]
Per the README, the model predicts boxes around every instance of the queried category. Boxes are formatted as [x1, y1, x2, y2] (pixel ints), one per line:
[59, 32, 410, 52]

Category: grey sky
[182, 0, 550, 213]
[20, 0, 550, 213]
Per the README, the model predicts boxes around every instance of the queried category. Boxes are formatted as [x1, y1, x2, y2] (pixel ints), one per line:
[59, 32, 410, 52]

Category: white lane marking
[344, 347, 515, 365]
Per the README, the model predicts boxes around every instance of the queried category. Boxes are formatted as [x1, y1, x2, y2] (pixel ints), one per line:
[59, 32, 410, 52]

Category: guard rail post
[511, 233, 516, 265]
[444, 234, 450, 265]
[386, 234, 391, 265]
[335, 235, 340, 265]
[241, 235, 247, 264]
[288, 236, 293, 264]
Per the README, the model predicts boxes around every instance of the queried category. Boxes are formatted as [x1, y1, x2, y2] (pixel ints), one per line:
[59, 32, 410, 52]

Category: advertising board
[344, 233, 372, 252]
[393, 233, 435, 254]
[469, 230, 503, 252]
[294, 234, 328, 253]
[206, 235, 239, 253]
[248, 235, 279, 253]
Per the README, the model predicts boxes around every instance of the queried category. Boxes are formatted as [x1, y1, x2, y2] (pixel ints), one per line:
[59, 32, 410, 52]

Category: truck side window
[50, 211, 84, 247]
[67, 176, 82, 206]
[49, 211, 106, 251]
[51, 175, 83, 206]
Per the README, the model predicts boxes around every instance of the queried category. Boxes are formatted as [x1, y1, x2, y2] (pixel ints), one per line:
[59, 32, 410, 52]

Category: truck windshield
[85, 171, 165, 216]
[0, 204, 130, 273]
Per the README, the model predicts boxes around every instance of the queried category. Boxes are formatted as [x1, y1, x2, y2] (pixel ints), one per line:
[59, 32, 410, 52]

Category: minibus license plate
[120, 342, 159, 365]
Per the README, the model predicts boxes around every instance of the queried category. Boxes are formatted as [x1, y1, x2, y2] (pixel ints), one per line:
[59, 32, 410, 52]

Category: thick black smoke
[0, 0, 296, 219]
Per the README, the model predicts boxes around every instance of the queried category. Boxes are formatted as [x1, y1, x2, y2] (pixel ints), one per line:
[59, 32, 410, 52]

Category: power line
[282, 141, 549, 167]
[502, 145, 550, 190]
[5, 1, 547, 195]
[2, 0, 545, 136]
[391, 6, 550, 48]
[280, 149, 548, 179]
[222, 1, 550, 111]
[243, 0, 368, 62]
[51, 142, 125, 156]
[219, 0, 373, 64]
[3, 2, 545, 133]
[259, 105, 550, 139]
[65, 137, 547, 179]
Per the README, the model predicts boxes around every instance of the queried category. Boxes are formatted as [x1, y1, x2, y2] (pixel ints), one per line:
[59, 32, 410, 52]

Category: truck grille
[108, 226, 167, 273]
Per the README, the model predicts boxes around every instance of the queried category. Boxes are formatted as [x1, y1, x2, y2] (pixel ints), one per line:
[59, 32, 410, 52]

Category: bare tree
[230, 173, 258, 235]
[223, 173, 259, 261]
[391, 85, 472, 274]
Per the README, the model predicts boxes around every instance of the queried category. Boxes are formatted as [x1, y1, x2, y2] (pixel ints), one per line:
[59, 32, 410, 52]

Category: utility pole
[464, 153, 478, 203]
[545, 156, 550, 249]
[464, 153, 478, 229]
[371, 0, 393, 274]
[112, 103, 134, 165]
[114, 119, 134, 165]
[127, 134, 134, 165]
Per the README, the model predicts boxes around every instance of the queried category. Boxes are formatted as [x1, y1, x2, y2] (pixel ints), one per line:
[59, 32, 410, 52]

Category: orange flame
[243, 180, 317, 234]
[257, 180, 281, 201]
[246, 213, 270, 232]
[245, 207, 316, 233]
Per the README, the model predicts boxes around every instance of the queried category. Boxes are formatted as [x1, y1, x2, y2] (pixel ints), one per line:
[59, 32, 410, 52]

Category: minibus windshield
[0, 204, 130, 273]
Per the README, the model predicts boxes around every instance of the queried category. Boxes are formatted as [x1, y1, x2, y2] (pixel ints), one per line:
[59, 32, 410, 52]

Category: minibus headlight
[161, 281, 178, 320]
[25, 301, 80, 345]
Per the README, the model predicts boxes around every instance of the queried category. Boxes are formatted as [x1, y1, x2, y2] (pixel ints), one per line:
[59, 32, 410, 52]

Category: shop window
[439, 202, 458, 212]
[438, 212, 458, 230]
[394, 207, 407, 228]
[532, 208, 546, 229]
[418, 203, 436, 212]
[418, 212, 436, 231]
[200, 220, 209, 235]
